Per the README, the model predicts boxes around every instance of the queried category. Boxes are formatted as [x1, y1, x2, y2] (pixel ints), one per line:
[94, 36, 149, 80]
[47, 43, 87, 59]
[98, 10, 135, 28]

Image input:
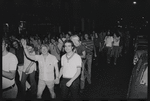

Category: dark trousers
[60, 77, 80, 99]
[21, 71, 37, 98]
[95, 46, 100, 62]
[106, 47, 112, 63]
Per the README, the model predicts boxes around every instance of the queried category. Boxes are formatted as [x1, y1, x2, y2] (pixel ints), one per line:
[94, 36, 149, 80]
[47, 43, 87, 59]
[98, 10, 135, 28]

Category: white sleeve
[9, 55, 18, 71]
[76, 55, 82, 68]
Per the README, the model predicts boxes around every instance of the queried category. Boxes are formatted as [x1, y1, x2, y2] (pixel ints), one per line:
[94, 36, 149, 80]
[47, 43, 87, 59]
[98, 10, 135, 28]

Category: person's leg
[29, 71, 37, 96]
[37, 79, 46, 98]
[87, 54, 92, 84]
[46, 80, 56, 99]
[113, 47, 117, 65]
[107, 47, 111, 63]
[70, 78, 80, 99]
[20, 72, 28, 97]
[60, 78, 70, 99]
[18, 66, 24, 81]
[95, 46, 99, 64]
[80, 59, 86, 89]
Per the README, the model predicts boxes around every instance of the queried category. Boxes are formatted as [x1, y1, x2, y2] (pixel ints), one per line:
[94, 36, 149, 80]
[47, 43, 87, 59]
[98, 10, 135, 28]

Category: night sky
[1, 0, 150, 32]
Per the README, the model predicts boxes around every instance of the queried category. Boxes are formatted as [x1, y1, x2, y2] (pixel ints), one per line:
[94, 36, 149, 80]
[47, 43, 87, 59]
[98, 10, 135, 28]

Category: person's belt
[2, 84, 15, 92]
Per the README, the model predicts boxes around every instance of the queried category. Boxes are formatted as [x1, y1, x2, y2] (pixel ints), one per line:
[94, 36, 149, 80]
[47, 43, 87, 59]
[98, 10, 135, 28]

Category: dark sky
[1, 0, 150, 30]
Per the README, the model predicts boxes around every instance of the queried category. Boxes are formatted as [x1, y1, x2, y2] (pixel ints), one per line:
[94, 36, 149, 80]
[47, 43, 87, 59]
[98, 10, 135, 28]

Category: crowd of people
[2, 29, 131, 100]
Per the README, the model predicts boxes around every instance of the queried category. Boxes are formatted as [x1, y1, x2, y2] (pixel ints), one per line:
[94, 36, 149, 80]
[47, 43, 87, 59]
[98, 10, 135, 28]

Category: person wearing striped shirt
[82, 33, 96, 84]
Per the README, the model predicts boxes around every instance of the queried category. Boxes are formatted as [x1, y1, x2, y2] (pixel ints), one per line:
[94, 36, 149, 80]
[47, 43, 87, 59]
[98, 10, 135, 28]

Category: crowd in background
[2, 28, 131, 99]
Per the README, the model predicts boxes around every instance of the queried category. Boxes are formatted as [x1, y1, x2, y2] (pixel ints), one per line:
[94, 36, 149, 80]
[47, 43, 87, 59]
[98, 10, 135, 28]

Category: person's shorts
[38, 79, 54, 89]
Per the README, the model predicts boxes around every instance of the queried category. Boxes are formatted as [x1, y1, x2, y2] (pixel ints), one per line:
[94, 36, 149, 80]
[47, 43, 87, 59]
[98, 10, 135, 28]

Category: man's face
[64, 42, 73, 53]
[27, 46, 34, 53]
[51, 39, 55, 44]
[66, 34, 70, 39]
[13, 41, 18, 49]
[41, 46, 48, 55]
[73, 40, 80, 47]
[84, 34, 88, 40]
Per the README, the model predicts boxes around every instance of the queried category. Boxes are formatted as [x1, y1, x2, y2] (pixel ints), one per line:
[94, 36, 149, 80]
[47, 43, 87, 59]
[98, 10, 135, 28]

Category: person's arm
[2, 55, 18, 80]
[68, 67, 81, 83]
[2, 70, 16, 80]
[58, 56, 64, 79]
[58, 66, 63, 79]
[66, 56, 82, 87]
[54, 62, 59, 78]
[21, 39, 36, 61]
[25, 61, 35, 73]
[93, 41, 97, 57]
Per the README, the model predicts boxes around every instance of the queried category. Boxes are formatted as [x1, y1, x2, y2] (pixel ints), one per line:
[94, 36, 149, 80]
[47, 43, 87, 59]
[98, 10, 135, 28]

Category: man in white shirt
[104, 30, 114, 64]
[2, 37, 18, 98]
[112, 32, 120, 65]
[21, 39, 59, 99]
[58, 40, 82, 99]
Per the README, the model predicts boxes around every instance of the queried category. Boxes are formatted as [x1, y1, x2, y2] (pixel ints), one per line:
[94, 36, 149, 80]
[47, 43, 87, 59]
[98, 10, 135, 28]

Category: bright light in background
[133, 1, 137, 5]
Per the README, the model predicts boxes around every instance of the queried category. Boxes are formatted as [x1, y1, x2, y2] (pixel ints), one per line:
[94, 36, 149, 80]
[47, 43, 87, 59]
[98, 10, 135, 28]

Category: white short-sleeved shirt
[23, 51, 36, 74]
[2, 52, 18, 89]
[61, 53, 82, 78]
[105, 36, 114, 47]
[35, 53, 58, 81]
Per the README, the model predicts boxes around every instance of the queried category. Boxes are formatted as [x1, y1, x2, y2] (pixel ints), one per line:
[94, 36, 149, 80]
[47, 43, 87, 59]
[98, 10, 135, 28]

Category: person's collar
[42, 53, 49, 57]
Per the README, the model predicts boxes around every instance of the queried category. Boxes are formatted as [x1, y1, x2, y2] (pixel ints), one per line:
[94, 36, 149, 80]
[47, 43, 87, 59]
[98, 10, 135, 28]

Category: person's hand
[21, 39, 27, 48]
[66, 80, 73, 87]
[54, 78, 59, 84]
[25, 68, 30, 74]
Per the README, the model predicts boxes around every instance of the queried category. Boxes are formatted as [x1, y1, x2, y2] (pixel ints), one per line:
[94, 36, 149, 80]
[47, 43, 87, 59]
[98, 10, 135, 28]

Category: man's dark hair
[2, 36, 10, 51]
[64, 40, 75, 49]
